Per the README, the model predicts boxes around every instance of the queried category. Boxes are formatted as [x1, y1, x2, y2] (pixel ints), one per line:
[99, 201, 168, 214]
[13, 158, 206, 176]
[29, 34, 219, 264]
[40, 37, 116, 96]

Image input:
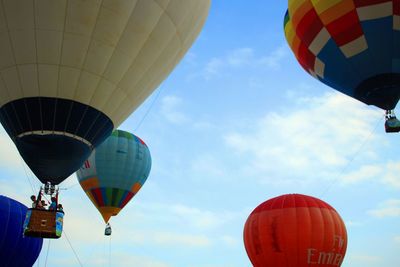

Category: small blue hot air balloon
[76, 130, 151, 234]
[0, 195, 43, 266]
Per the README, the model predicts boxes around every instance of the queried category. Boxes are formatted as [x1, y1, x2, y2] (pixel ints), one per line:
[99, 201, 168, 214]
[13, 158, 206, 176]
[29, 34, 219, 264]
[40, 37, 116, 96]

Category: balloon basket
[23, 209, 64, 239]
[104, 224, 112, 236]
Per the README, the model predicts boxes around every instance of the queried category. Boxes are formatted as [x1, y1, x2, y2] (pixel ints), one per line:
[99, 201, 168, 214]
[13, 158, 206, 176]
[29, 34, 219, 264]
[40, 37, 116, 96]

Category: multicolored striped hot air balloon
[243, 194, 348, 267]
[76, 130, 151, 224]
[0, 0, 210, 185]
[284, 1, 400, 111]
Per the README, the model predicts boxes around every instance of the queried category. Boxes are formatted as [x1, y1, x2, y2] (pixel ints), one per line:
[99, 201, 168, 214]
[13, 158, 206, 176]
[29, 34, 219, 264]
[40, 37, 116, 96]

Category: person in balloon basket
[37, 200, 47, 209]
[30, 195, 37, 208]
[31, 194, 47, 209]
[49, 197, 57, 211]
[57, 204, 63, 212]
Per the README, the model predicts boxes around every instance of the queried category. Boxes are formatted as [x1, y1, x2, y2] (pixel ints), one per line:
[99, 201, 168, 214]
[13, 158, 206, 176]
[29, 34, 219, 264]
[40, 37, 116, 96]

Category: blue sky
[1, 1, 400, 266]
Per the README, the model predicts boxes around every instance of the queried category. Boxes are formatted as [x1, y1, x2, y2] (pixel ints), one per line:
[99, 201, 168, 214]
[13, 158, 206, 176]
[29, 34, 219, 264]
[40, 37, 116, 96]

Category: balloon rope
[63, 229, 84, 267]
[44, 239, 51, 267]
[319, 115, 383, 198]
[109, 235, 112, 267]
[60, 182, 80, 191]
[18, 156, 36, 195]
[134, 86, 164, 132]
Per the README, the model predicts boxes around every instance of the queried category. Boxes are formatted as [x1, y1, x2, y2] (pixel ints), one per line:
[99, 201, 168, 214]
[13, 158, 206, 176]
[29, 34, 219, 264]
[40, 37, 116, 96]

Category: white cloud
[204, 57, 224, 80]
[190, 154, 226, 180]
[152, 232, 211, 247]
[394, 236, 400, 244]
[201, 45, 288, 79]
[160, 95, 189, 124]
[345, 220, 363, 227]
[382, 161, 400, 189]
[258, 45, 288, 70]
[220, 235, 239, 247]
[49, 252, 172, 267]
[170, 203, 237, 230]
[368, 199, 400, 218]
[227, 48, 254, 67]
[224, 92, 382, 186]
[340, 164, 382, 184]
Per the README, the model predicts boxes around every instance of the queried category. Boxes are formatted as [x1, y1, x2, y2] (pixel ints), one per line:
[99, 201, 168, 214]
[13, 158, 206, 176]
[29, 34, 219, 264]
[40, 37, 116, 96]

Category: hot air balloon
[284, 0, 400, 132]
[76, 129, 151, 234]
[0, 195, 43, 266]
[243, 194, 347, 267]
[0, 0, 210, 186]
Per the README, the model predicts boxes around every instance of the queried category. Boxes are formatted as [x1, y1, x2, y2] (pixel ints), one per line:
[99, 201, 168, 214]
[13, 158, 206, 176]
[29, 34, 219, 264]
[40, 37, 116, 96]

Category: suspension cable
[44, 239, 51, 267]
[319, 115, 383, 198]
[134, 86, 164, 132]
[18, 157, 36, 195]
[63, 229, 84, 267]
[108, 235, 112, 267]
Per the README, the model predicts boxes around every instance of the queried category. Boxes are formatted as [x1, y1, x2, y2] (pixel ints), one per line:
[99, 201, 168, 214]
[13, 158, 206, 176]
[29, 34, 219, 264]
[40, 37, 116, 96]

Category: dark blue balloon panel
[0, 195, 43, 267]
[0, 97, 113, 184]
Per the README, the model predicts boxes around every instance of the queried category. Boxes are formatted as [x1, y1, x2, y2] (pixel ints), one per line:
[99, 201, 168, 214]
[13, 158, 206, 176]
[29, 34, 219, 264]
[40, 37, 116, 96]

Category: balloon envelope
[284, 1, 400, 110]
[0, 195, 43, 266]
[76, 130, 151, 223]
[243, 194, 347, 267]
[0, 0, 210, 184]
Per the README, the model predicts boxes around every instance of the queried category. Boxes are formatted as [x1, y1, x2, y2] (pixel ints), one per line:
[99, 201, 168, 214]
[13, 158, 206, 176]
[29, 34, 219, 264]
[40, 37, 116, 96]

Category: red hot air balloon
[243, 194, 347, 267]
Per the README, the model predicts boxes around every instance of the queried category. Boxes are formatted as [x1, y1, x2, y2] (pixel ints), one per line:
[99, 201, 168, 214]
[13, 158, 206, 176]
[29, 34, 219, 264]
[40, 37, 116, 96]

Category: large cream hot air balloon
[0, 0, 210, 185]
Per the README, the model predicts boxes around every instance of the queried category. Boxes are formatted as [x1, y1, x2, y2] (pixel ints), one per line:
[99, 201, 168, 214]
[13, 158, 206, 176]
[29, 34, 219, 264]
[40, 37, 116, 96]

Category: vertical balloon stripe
[105, 187, 113, 206]
[117, 190, 129, 208]
[120, 192, 134, 209]
[131, 182, 142, 194]
[326, 10, 363, 46]
[91, 188, 105, 207]
[296, 9, 324, 46]
[85, 190, 99, 208]
[298, 42, 317, 71]
[111, 188, 121, 207]
[315, 1, 355, 25]
[289, 0, 312, 27]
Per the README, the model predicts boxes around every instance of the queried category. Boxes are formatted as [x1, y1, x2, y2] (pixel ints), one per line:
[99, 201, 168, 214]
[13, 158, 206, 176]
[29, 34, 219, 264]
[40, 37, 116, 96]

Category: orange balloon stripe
[296, 9, 324, 46]
[317, 1, 355, 25]
[79, 176, 99, 191]
[290, 1, 314, 27]
[131, 182, 142, 194]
